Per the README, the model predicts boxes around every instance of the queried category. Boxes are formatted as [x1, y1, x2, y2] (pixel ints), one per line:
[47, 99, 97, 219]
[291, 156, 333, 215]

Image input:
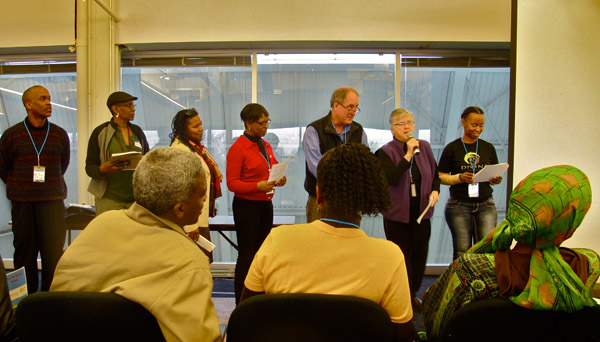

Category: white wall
[514, 0, 600, 251]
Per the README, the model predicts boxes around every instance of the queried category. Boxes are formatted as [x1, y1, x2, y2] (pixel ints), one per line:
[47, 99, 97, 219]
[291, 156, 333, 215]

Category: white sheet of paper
[196, 236, 216, 252]
[473, 163, 509, 183]
[268, 157, 290, 182]
[416, 196, 435, 224]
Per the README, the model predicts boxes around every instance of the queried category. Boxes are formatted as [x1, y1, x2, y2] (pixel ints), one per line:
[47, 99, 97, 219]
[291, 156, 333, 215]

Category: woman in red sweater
[226, 103, 286, 304]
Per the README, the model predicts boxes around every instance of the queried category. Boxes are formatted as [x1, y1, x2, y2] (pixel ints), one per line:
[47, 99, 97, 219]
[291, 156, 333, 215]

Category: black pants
[383, 218, 431, 297]
[11, 200, 66, 294]
[232, 197, 273, 304]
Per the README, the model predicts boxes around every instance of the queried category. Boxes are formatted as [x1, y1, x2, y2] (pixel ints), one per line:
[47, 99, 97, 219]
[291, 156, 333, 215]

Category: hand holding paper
[268, 157, 290, 182]
[473, 163, 509, 183]
[416, 195, 436, 224]
[266, 157, 290, 194]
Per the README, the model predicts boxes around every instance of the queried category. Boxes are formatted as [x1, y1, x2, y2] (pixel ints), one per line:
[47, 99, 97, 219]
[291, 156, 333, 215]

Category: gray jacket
[85, 119, 149, 198]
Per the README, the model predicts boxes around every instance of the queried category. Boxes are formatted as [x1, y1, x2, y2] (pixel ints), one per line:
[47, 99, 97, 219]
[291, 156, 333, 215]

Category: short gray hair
[330, 87, 359, 108]
[389, 108, 414, 126]
[133, 148, 205, 216]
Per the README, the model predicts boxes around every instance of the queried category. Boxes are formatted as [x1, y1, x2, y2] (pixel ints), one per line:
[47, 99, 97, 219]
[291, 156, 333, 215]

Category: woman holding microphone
[438, 106, 502, 261]
[376, 108, 440, 310]
[226, 103, 286, 304]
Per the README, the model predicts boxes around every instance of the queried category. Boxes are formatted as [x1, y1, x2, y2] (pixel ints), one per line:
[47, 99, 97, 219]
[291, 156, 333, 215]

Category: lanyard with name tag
[409, 156, 417, 197]
[468, 183, 479, 198]
[462, 139, 479, 198]
[24, 119, 50, 183]
[33, 166, 46, 183]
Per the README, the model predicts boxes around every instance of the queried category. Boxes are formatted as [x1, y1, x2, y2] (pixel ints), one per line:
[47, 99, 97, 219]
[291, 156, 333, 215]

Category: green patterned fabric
[422, 253, 499, 338]
[468, 165, 596, 311]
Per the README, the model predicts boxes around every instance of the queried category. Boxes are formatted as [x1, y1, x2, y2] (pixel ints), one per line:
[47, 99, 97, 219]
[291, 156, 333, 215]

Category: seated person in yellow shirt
[51, 148, 222, 342]
[241, 143, 417, 342]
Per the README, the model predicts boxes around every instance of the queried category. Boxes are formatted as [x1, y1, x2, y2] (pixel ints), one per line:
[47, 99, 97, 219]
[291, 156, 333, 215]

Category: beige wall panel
[115, 0, 510, 44]
[514, 0, 600, 251]
[0, 0, 74, 48]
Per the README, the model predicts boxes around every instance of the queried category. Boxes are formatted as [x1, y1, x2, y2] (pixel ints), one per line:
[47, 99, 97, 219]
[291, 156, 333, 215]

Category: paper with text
[473, 163, 509, 183]
[268, 157, 290, 182]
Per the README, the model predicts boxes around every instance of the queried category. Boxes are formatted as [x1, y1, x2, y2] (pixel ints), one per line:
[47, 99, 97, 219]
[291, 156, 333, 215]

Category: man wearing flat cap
[86, 91, 149, 215]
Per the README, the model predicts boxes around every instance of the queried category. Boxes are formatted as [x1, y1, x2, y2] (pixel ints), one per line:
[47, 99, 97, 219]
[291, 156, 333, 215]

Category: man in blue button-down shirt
[302, 87, 369, 223]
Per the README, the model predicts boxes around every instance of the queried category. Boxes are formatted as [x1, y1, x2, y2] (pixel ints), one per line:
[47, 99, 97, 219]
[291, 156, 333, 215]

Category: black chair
[440, 297, 600, 342]
[15, 291, 165, 342]
[64, 205, 96, 244]
[226, 293, 394, 342]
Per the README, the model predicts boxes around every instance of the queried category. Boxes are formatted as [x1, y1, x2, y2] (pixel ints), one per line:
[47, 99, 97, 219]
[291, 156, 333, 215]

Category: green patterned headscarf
[468, 165, 595, 311]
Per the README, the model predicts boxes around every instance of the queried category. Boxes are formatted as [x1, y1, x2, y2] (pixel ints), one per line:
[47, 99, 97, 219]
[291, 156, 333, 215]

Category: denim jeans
[444, 197, 498, 260]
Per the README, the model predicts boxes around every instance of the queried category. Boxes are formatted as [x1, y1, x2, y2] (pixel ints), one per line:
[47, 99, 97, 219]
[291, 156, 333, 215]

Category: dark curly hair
[317, 143, 391, 220]
[169, 108, 199, 149]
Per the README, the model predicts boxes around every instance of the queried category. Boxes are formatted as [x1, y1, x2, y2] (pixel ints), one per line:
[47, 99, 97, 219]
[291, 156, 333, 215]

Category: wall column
[76, 0, 121, 204]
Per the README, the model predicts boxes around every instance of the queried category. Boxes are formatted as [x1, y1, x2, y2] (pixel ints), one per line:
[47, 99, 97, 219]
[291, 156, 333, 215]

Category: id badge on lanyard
[24, 119, 50, 183]
[462, 139, 480, 198]
[468, 183, 479, 198]
[33, 165, 46, 183]
[409, 158, 417, 197]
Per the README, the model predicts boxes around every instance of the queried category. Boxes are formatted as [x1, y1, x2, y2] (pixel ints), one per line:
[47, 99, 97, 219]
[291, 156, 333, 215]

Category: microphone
[407, 132, 420, 154]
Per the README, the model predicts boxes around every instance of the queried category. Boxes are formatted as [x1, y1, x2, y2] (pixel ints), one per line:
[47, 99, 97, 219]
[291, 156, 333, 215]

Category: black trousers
[383, 218, 431, 297]
[232, 197, 273, 304]
[11, 200, 66, 294]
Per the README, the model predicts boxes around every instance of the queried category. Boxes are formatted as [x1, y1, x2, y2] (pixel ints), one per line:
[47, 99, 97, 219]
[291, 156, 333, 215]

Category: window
[256, 53, 397, 239]
[401, 67, 510, 264]
[122, 52, 509, 266]
[121, 58, 252, 264]
[0, 65, 78, 259]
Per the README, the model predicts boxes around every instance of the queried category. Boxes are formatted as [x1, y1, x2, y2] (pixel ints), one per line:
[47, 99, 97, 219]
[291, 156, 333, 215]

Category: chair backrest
[15, 291, 165, 342]
[64, 204, 96, 230]
[226, 293, 394, 342]
[440, 297, 600, 342]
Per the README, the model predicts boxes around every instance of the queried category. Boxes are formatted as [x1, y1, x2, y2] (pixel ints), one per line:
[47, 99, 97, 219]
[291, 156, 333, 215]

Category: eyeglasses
[117, 103, 136, 109]
[255, 119, 271, 126]
[394, 121, 415, 126]
[338, 103, 361, 113]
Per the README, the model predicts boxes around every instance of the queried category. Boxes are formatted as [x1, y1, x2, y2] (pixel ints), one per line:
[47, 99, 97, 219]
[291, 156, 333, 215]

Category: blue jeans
[444, 197, 498, 260]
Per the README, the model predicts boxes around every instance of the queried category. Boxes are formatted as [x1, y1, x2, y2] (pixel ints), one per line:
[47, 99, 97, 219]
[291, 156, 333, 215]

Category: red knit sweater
[0, 118, 70, 201]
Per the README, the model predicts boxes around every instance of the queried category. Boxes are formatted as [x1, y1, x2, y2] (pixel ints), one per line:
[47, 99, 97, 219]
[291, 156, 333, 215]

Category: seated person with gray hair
[51, 148, 222, 342]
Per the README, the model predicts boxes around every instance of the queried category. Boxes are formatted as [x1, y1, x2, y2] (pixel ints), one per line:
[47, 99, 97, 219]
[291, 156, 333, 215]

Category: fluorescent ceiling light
[257, 53, 396, 65]
[2, 61, 74, 65]
[140, 81, 186, 109]
[0, 87, 76, 111]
